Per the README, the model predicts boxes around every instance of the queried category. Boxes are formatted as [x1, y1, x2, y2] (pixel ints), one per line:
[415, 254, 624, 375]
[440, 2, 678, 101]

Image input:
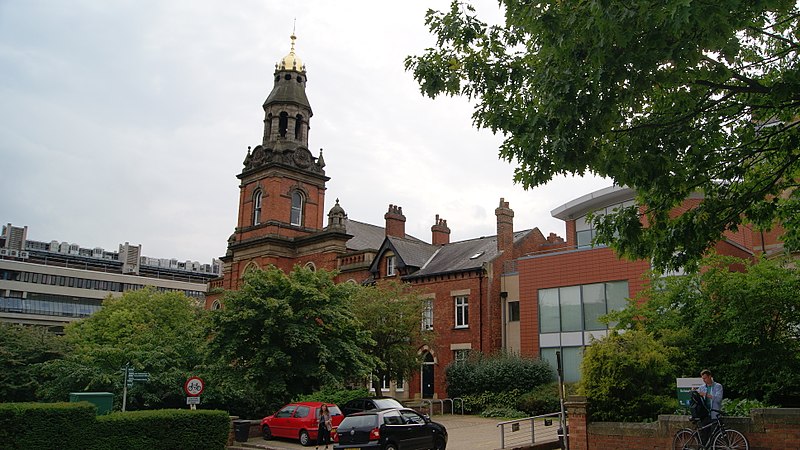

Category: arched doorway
[421, 351, 435, 398]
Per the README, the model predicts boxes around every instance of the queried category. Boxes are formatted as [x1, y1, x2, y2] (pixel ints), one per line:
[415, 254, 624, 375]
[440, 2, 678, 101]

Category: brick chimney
[384, 204, 406, 238]
[431, 214, 450, 245]
[495, 198, 514, 254]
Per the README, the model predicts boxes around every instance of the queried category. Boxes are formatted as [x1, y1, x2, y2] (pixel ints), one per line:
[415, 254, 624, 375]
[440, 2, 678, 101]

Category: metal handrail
[496, 412, 564, 449]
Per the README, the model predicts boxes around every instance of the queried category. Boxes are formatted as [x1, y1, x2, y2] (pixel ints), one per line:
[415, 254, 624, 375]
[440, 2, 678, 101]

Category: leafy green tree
[610, 255, 800, 406]
[37, 288, 208, 410]
[406, 1, 800, 271]
[206, 266, 374, 413]
[581, 329, 678, 422]
[0, 323, 67, 402]
[351, 282, 433, 396]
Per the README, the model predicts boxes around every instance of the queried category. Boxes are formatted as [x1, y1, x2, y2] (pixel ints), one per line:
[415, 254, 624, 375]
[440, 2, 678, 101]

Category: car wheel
[262, 425, 272, 440]
[384, 443, 399, 450]
[433, 436, 447, 450]
[299, 429, 311, 446]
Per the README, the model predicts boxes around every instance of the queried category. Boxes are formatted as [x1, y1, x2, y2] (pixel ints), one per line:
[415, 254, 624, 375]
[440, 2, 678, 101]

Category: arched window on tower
[290, 191, 304, 226]
[295, 114, 303, 140]
[253, 190, 263, 225]
[265, 113, 273, 141]
[279, 112, 289, 138]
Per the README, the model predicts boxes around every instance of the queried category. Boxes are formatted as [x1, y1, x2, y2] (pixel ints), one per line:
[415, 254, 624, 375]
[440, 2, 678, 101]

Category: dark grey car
[333, 407, 447, 450]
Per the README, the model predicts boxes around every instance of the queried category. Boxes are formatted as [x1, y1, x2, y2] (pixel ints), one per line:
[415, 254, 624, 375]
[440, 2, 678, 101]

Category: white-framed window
[395, 374, 404, 392]
[422, 298, 433, 331]
[290, 191, 304, 226]
[211, 300, 221, 310]
[455, 295, 469, 328]
[381, 375, 391, 391]
[453, 349, 470, 364]
[253, 190, 263, 225]
[386, 255, 396, 276]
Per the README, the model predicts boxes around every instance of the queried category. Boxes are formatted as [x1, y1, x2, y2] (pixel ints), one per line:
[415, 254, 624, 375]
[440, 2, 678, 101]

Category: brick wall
[566, 396, 800, 450]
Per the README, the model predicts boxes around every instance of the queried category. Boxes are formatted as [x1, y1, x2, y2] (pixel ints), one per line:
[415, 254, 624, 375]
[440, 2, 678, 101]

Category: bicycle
[673, 409, 749, 450]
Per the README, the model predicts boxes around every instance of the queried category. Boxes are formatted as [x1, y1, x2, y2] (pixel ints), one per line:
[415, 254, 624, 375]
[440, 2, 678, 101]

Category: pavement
[228, 414, 560, 450]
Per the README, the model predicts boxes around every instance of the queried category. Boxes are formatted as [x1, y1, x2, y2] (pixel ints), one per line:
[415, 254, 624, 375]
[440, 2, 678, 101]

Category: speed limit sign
[184, 376, 204, 397]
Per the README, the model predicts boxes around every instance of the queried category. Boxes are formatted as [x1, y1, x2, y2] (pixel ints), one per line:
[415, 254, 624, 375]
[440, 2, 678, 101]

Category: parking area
[236, 414, 506, 449]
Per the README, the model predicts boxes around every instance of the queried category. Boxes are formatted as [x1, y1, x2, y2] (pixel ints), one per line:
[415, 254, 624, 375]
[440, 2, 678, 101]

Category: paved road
[235, 414, 561, 450]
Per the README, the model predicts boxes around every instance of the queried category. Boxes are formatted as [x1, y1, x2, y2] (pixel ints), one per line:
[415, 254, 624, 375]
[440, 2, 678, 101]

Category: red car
[261, 401, 344, 446]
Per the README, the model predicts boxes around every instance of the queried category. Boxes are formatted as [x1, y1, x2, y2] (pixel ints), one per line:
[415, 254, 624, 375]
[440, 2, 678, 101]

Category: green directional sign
[132, 372, 150, 381]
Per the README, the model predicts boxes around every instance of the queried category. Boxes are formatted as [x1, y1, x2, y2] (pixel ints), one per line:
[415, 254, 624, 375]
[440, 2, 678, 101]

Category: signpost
[121, 363, 150, 412]
[184, 376, 204, 410]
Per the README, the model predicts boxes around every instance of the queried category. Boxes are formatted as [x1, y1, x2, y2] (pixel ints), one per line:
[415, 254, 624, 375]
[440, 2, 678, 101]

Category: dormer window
[290, 191, 304, 226]
[253, 190, 263, 225]
[386, 255, 396, 276]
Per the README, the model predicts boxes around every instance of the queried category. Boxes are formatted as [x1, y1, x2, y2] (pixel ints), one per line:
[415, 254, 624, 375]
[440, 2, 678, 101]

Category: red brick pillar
[565, 395, 589, 450]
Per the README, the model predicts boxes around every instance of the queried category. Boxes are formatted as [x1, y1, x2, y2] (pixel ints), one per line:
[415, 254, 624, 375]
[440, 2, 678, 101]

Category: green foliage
[0, 402, 95, 450]
[407, 0, 800, 271]
[351, 282, 434, 396]
[445, 352, 555, 399]
[0, 322, 68, 402]
[461, 390, 524, 414]
[611, 255, 800, 407]
[91, 409, 230, 450]
[206, 265, 375, 416]
[516, 383, 561, 416]
[294, 386, 370, 407]
[36, 288, 208, 411]
[479, 406, 527, 419]
[581, 329, 678, 422]
[0, 402, 229, 450]
[722, 398, 776, 417]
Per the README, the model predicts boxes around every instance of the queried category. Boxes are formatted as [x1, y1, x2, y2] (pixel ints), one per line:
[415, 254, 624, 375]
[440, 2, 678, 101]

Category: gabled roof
[387, 236, 439, 269]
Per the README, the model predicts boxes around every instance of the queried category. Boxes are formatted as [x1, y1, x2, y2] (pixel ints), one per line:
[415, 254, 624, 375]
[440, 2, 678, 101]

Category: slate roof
[344, 219, 424, 252]
[387, 236, 439, 269]
[405, 230, 532, 279]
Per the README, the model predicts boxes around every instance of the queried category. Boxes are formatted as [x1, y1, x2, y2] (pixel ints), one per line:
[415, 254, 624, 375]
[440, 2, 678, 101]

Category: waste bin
[233, 419, 251, 442]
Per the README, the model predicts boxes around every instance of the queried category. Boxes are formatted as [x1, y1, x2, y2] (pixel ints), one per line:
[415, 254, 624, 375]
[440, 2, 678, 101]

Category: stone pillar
[565, 395, 590, 450]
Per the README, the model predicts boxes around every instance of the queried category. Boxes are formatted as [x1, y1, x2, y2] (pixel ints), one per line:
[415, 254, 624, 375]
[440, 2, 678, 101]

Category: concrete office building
[0, 223, 221, 332]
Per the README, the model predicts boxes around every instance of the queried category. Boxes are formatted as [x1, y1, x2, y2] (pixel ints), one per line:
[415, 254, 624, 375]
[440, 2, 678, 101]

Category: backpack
[689, 390, 709, 421]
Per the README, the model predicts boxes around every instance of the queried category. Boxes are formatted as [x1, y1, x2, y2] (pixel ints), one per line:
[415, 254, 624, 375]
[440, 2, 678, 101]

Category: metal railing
[402, 397, 464, 415]
[497, 412, 565, 449]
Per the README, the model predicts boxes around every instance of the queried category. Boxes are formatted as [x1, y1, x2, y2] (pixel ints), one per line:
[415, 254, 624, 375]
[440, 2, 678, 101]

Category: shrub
[722, 398, 775, 416]
[516, 383, 561, 416]
[461, 390, 523, 414]
[581, 329, 678, 422]
[479, 406, 528, 419]
[446, 352, 555, 398]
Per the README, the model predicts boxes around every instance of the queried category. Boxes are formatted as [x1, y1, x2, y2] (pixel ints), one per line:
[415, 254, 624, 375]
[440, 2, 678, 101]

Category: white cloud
[0, 1, 609, 262]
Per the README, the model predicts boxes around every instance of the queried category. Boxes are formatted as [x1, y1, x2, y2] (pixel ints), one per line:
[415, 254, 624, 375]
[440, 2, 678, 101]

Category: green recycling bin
[69, 392, 114, 415]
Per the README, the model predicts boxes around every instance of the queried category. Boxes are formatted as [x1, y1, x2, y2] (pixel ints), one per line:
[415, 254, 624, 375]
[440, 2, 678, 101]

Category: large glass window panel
[576, 229, 593, 248]
[559, 286, 582, 332]
[582, 283, 606, 331]
[538, 288, 560, 333]
[605, 281, 629, 327]
[562, 347, 584, 383]
[540, 348, 559, 374]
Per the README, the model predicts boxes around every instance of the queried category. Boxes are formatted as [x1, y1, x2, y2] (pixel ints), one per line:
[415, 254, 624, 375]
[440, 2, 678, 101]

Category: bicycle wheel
[673, 428, 702, 450]
[712, 429, 749, 450]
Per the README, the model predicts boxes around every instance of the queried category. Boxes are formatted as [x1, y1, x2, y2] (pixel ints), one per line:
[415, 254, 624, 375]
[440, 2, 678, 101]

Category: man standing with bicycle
[697, 369, 724, 443]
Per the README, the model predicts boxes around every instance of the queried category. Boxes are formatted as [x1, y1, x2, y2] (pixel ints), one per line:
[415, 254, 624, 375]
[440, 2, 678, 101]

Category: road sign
[184, 377, 204, 396]
[186, 396, 201, 405]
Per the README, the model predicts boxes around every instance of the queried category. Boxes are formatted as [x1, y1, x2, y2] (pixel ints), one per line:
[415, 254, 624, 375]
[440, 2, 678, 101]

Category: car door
[399, 409, 432, 449]
[382, 410, 419, 449]
[293, 405, 314, 441]
[271, 404, 297, 438]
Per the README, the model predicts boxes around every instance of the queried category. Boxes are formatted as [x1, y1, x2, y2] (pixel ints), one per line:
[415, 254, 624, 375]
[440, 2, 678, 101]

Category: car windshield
[340, 415, 378, 429]
[373, 398, 403, 409]
[329, 406, 342, 416]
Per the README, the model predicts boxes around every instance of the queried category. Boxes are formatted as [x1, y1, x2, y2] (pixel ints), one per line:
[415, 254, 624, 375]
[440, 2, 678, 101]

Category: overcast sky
[0, 1, 610, 264]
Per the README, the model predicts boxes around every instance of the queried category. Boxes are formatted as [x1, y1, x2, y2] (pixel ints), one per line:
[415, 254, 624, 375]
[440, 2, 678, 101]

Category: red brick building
[206, 36, 570, 399]
[510, 185, 785, 381]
